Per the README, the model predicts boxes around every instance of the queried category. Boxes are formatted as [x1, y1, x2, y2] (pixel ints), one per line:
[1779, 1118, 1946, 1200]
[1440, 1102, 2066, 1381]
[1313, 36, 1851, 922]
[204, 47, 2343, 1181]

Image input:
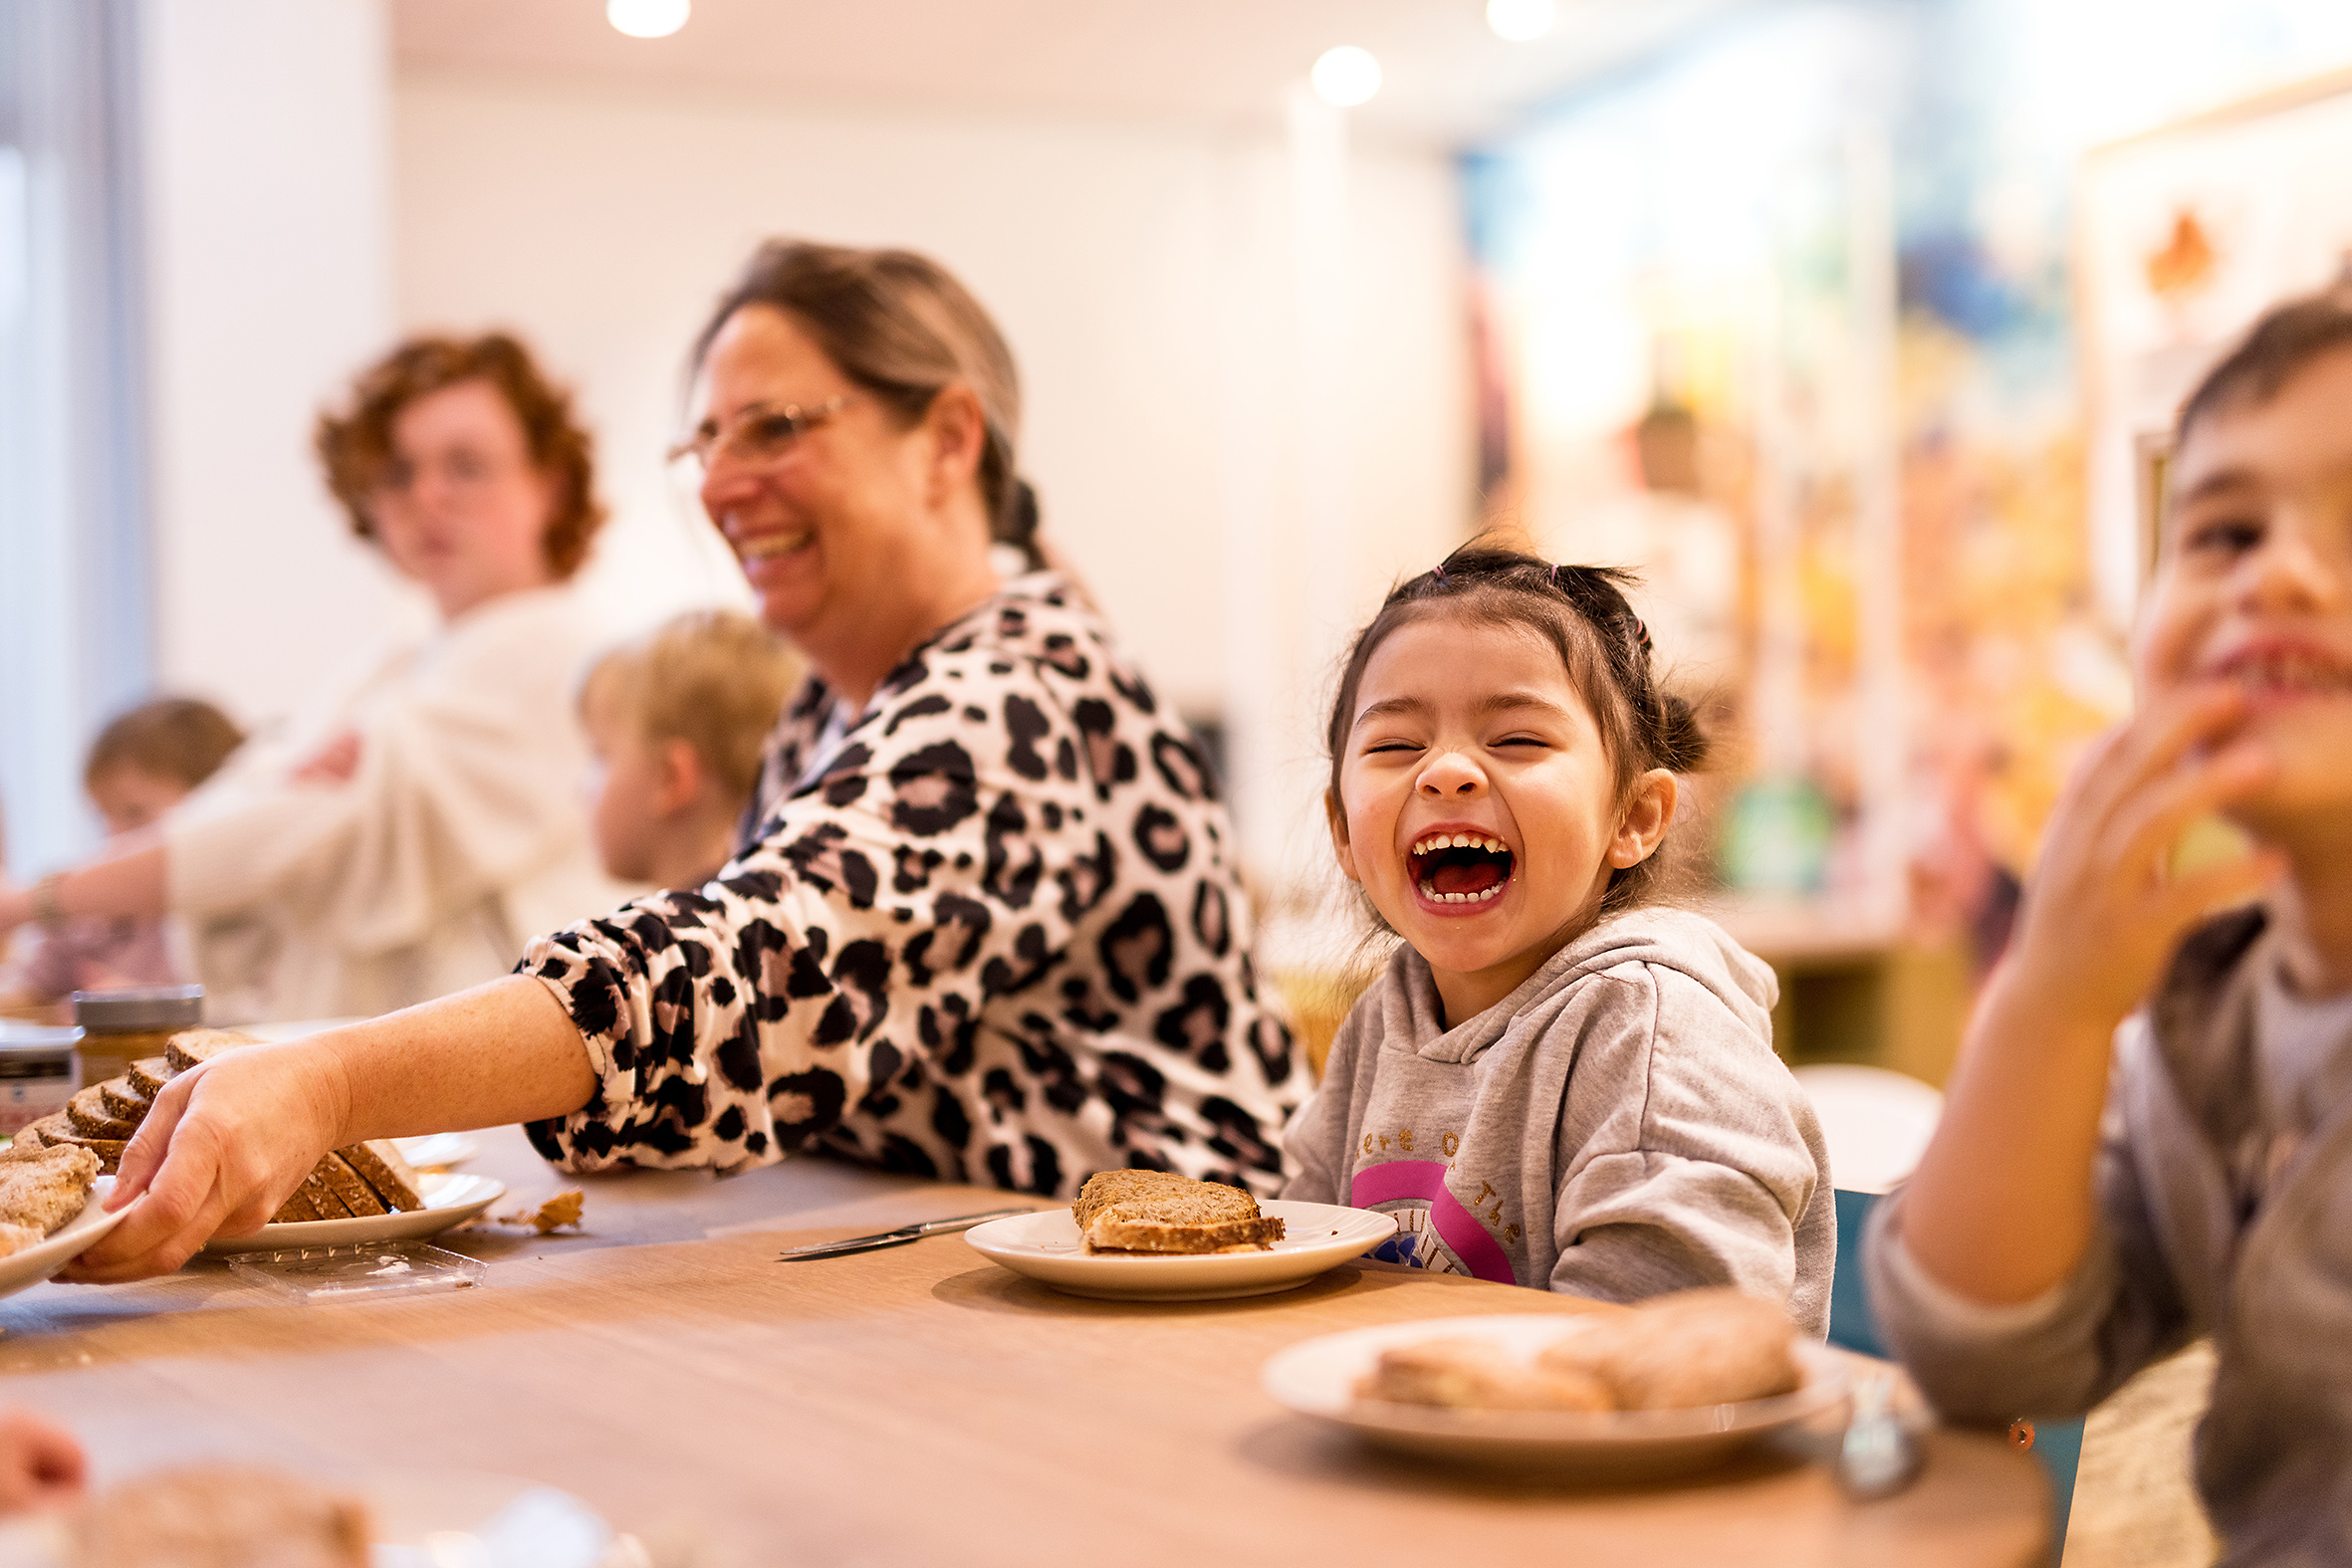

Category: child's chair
[1793, 1064, 2082, 1562]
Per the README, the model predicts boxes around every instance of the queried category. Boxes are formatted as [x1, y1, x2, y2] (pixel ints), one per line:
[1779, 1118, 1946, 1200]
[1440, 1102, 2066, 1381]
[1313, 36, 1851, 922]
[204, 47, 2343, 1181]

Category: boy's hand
[1999, 683, 2283, 1035]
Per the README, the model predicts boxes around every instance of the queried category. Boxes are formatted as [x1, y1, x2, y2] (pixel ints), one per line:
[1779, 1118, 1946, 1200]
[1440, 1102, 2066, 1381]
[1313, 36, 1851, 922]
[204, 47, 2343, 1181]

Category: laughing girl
[1284, 547, 1834, 1332]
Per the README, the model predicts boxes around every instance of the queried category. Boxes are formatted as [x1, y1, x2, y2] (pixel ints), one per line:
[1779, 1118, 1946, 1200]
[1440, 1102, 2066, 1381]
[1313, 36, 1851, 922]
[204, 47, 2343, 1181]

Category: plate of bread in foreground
[963, 1169, 1397, 1301]
[1261, 1289, 1849, 1479]
[12, 1028, 504, 1258]
[0, 1145, 127, 1300]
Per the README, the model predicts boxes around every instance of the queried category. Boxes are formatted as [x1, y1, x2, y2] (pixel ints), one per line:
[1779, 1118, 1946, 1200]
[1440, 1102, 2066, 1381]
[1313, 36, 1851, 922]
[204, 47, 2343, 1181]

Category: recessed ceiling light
[1310, 46, 1382, 108]
[1487, 0, 1557, 42]
[607, 0, 689, 39]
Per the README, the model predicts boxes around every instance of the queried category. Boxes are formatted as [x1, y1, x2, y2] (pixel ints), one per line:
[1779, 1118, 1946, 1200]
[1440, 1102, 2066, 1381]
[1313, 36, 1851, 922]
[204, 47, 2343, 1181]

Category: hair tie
[1432, 561, 1449, 585]
[1631, 615, 1653, 655]
[1548, 563, 1562, 588]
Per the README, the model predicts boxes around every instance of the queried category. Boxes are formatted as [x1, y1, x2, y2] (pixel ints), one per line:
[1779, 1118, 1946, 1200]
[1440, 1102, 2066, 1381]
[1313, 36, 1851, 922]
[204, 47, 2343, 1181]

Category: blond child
[1869, 291, 2352, 1557]
[2, 698, 243, 1005]
[1284, 547, 1833, 1329]
[580, 609, 802, 889]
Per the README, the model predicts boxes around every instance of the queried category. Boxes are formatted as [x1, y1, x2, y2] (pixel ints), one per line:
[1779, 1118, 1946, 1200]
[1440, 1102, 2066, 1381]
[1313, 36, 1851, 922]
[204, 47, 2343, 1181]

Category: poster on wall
[2079, 68, 2352, 604]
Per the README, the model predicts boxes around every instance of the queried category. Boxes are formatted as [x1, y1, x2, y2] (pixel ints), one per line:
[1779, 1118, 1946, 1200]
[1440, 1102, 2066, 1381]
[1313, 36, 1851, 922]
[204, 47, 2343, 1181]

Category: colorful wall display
[1462, 0, 2352, 961]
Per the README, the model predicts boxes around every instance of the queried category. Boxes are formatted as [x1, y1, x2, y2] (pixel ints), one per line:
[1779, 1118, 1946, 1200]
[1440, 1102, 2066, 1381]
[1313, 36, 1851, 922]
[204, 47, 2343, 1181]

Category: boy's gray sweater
[1285, 908, 1835, 1334]
[1867, 909, 2352, 1564]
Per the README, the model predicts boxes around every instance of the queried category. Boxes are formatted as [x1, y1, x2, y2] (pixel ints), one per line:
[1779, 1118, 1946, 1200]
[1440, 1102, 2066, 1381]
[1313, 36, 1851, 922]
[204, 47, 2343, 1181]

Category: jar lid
[0, 1022, 83, 1054]
[71, 985, 204, 1029]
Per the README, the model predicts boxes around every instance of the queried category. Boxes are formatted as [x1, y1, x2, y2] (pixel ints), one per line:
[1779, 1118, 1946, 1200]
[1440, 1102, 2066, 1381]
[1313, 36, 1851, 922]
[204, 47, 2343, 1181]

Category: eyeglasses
[666, 395, 852, 474]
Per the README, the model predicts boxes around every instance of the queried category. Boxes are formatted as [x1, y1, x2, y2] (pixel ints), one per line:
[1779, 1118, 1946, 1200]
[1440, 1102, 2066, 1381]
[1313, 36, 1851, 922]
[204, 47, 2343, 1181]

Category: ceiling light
[1310, 46, 1382, 108]
[607, 0, 689, 39]
[1487, 0, 1557, 42]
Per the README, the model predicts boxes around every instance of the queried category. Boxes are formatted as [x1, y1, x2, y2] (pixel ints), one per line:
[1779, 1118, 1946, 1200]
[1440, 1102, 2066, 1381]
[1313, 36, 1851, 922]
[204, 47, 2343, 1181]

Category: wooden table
[0, 1129, 2046, 1565]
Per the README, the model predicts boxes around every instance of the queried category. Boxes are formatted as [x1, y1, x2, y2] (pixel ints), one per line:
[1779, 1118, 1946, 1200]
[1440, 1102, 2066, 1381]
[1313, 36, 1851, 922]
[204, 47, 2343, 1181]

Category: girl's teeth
[1417, 879, 1505, 904]
[1411, 833, 1507, 855]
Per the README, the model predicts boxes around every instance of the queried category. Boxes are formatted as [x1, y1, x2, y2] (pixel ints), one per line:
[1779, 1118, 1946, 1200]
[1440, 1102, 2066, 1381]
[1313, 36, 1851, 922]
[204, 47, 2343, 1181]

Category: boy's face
[2137, 345, 2352, 834]
[582, 697, 667, 884]
[88, 767, 189, 836]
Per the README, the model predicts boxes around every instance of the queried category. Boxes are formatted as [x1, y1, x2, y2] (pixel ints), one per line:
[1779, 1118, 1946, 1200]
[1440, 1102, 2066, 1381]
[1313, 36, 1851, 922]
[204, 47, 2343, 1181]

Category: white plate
[391, 1132, 478, 1169]
[1262, 1313, 1850, 1479]
[964, 1199, 1396, 1301]
[201, 1173, 506, 1256]
[0, 1177, 126, 1299]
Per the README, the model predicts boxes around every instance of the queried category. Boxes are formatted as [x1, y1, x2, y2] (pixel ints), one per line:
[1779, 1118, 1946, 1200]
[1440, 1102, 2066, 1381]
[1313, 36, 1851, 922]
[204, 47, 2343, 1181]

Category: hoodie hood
[1391, 905, 1778, 1067]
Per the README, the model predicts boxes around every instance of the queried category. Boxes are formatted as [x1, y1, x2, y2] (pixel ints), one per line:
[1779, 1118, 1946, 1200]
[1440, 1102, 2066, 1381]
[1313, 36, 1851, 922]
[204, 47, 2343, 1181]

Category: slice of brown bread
[9, 1122, 49, 1152]
[315, 1153, 385, 1218]
[163, 1027, 258, 1074]
[0, 1144, 99, 1234]
[301, 1167, 353, 1221]
[65, 1087, 138, 1141]
[125, 1057, 173, 1098]
[1072, 1168, 1284, 1253]
[72, 1463, 372, 1568]
[340, 1142, 424, 1213]
[35, 1125, 127, 1175]
[1085, 1213, 1288, 1252]
[100, 1077, 152, 1123]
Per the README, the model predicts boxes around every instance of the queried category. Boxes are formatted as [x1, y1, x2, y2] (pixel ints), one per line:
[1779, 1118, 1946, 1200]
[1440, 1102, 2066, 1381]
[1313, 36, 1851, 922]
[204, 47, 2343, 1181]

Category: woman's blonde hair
[693, 240, 1043, 568]
[583, 610, 803, 805]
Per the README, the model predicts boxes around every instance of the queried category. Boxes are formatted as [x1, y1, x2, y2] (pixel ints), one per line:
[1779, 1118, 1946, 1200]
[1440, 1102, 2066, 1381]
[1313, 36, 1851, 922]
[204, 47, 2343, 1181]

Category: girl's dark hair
[1324, 544, 1710, 920]
[692, 239, 1044, 569]
[2176, 286, 2352, 447]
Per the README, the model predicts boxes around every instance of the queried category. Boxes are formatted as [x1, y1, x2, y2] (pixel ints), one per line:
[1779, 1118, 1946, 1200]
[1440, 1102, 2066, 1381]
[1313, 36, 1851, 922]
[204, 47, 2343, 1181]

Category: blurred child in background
[580, 609, 802, 889]
[1870, 290, 2352, 1558]
[0, 698, 243, 1008]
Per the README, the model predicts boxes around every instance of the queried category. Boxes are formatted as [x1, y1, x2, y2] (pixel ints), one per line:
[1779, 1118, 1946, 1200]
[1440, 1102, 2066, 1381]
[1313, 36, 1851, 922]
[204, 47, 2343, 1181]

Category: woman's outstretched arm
[63, 976, 595, 1282]
[0, 838, 170, 935]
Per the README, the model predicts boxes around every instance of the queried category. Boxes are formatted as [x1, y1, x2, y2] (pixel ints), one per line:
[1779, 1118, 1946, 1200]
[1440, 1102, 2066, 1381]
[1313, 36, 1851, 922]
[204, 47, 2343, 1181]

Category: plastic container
[223, 1240, 488, 1302]
[70, 985, 203, 1089]
[0, 1024, 81, 1137]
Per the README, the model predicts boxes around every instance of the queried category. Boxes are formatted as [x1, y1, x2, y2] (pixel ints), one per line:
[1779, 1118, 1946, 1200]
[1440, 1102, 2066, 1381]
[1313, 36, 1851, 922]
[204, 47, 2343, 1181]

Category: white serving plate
[201, 1172, 506, 1257]
[1262, 1313, 1850, 1480]
[0, 1177, 126, 1299]
[390, 1132, 478, 1170]
[964, 1199, 1396, 1301]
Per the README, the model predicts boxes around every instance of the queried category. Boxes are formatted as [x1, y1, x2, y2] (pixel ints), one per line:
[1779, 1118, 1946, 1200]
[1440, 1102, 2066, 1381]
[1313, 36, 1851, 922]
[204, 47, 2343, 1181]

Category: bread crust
[316, 1153, 386, 1218]
[66, 1086, 137, 1141]
[163, 1027, 258, 1074]
[1072, 1168, 1284, 1253]
[99, 1077, 153, 1122]
[1535, 1289, 1800, 1410]
[340, 1141, 424, 1212]
[125, 1057, 172, 1098]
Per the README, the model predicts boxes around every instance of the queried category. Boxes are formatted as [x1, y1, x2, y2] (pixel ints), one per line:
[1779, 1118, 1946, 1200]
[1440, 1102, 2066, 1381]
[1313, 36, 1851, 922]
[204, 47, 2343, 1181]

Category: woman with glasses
[0, 335, 634, 1022]
[68, 242, 1298, 1278]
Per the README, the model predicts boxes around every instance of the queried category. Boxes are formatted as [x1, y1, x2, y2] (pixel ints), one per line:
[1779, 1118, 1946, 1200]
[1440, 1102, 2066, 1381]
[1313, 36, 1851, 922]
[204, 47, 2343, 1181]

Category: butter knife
[776, 1208, 1033, 1261]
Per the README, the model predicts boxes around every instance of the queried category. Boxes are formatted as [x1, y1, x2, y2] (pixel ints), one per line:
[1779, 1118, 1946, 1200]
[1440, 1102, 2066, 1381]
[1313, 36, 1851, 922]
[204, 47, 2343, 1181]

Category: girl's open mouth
[1409, 832, 1515, 906]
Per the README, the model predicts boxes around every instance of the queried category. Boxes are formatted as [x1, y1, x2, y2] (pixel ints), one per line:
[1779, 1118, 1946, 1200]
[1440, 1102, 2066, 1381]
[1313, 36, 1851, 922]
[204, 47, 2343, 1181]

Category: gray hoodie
[1867, 909, 2352, 1565]
[1284, 907, 1835, 1335]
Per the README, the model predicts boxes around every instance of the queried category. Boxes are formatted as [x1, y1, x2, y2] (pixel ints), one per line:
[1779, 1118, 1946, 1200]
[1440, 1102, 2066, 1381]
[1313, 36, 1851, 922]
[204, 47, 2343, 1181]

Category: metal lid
[0, 1022, 82, 1054]
[71, 985, 204, 1030]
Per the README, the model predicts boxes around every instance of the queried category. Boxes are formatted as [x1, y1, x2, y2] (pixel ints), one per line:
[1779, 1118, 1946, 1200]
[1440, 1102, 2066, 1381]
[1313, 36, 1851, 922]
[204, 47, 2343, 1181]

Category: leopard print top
[519, 574, 1298, 1197]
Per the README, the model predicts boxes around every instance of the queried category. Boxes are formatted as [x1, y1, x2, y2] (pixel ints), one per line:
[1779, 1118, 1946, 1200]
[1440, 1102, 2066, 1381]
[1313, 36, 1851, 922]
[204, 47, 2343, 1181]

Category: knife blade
[776, 1207, 1034, 1261]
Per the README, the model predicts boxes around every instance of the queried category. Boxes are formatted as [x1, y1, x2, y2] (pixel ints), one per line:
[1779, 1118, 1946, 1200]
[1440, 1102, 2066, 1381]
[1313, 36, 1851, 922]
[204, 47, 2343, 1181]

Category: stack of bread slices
[13, 1028, 426, 1225]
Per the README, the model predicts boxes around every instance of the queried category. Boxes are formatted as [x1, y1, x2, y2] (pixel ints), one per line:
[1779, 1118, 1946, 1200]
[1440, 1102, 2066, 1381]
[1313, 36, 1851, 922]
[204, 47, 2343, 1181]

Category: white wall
[141, 0, 429, 735]
[390, 69, 1471, 882]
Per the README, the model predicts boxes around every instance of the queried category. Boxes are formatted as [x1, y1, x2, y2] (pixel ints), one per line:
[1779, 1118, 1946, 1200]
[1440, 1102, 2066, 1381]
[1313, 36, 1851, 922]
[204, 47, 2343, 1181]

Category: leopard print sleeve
[518, 576, 1299, 1198]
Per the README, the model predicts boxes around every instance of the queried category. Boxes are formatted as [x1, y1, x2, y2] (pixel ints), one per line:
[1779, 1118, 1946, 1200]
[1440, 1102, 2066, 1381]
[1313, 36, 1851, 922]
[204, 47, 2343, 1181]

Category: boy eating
[1868, 290, 2352, 1559]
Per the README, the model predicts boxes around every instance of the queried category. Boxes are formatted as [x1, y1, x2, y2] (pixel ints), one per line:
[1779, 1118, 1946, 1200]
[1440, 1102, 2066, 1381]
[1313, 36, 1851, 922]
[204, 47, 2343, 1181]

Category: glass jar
[0, 1023, 81, 1136]
[70, 985, 204, 1090]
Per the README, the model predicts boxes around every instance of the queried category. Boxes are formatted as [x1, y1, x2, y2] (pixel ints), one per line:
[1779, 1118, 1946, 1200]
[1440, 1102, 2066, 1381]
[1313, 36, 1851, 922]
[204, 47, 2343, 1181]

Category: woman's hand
[63, 1043, 352, 1283]
[1995, 682, 2282, 1035]
[0, 1410, 84, 1515]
